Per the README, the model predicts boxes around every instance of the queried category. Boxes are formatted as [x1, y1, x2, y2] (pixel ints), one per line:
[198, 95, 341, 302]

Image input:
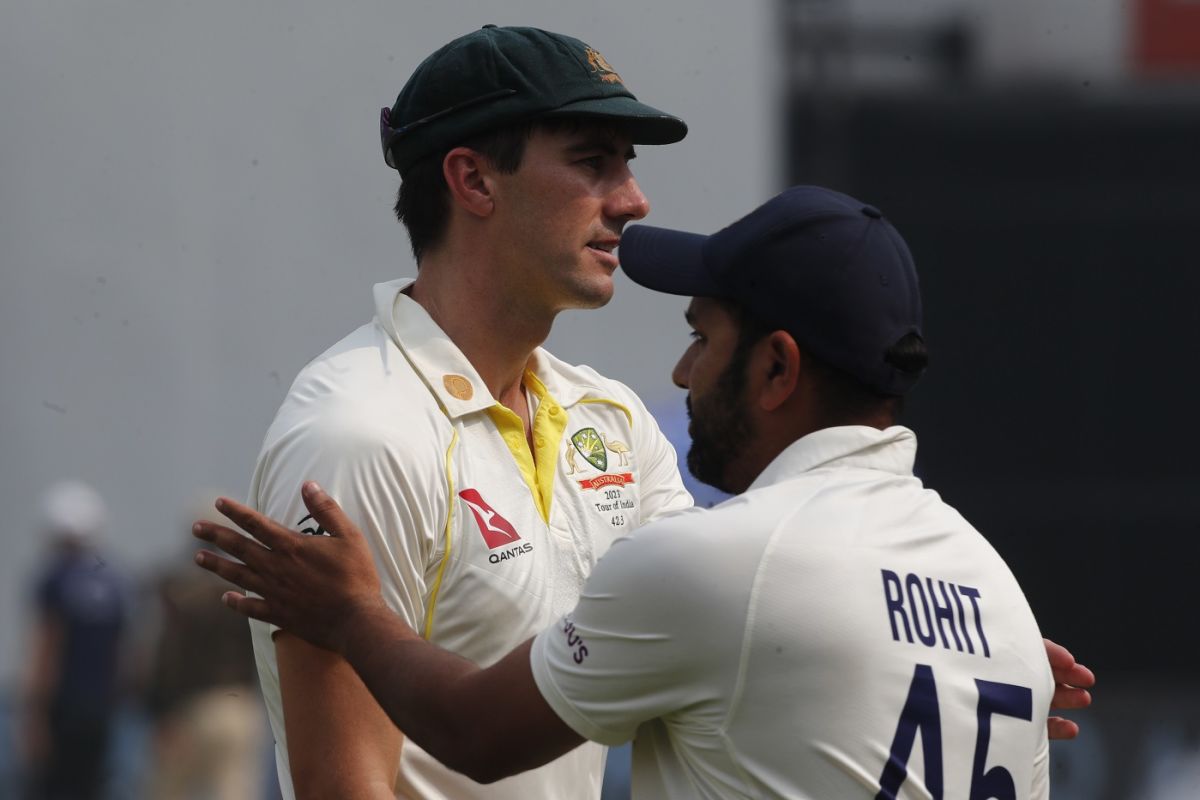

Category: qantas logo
[458, 489, 522, 549]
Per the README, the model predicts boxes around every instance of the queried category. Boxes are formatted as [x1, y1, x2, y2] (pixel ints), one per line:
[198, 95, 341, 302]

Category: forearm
[340, 605, 485, 775]
[275, 633, 402, 798]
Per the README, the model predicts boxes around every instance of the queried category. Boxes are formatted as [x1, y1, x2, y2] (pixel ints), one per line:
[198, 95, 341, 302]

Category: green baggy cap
[380, 25, 688, 174]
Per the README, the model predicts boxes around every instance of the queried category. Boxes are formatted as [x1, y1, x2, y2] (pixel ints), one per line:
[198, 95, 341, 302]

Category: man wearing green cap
[244, 25, 693, 800]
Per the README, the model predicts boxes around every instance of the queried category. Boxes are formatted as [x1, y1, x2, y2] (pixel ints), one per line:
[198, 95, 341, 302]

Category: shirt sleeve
[249, 399, 447, 634]
[622, 388, 693, 524]
[529, 512, 743, 745]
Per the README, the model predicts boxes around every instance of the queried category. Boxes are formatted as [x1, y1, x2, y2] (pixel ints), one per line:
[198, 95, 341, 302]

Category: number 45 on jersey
[877, 664, 1033, 800]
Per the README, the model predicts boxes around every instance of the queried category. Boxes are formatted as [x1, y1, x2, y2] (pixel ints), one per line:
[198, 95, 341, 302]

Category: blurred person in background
[141, 496, 266, 800]
[19, 481, 127, 800]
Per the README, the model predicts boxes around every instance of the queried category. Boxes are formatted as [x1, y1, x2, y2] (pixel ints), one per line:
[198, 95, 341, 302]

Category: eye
[688, 330, 705, 343]
[577, 155, 604, 171]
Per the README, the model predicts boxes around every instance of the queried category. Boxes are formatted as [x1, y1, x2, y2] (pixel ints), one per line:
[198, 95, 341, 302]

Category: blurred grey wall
[0, 1, 776, 687]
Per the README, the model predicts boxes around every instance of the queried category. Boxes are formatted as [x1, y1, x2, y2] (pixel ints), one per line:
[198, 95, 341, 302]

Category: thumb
[300, 481, 362, 542]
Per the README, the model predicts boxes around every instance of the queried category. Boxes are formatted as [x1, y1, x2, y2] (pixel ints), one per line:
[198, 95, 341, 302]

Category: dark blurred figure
[142, 499, 264, 799]
[20, 481, 127, 800]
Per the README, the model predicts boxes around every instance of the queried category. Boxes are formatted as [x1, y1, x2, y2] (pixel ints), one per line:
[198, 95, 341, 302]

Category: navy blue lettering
[958, 586, 991, 658]
[881, 570, 913, 643]
[876, 664, 943, 799]
[928, 579, 962, 652]
[905, 573, 937, 647]
[970, 680, 1033, 799]
[950, 583, 976, 655]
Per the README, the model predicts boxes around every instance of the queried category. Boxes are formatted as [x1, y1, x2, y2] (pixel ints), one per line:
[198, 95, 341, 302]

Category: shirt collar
[747, 425, 918, 492]
[372, 279, 619, 419]
[373, 279, 496, 418]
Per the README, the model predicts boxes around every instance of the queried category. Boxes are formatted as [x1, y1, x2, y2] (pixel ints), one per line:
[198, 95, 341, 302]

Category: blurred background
[2, 0, 1197, 797]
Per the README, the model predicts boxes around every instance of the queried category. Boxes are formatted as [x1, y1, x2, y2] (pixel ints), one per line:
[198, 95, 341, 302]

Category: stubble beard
[686, 356, 755, 495]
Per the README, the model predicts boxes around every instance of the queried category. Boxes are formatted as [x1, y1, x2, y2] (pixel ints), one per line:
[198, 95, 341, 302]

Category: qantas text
[489, 542, 533, 564]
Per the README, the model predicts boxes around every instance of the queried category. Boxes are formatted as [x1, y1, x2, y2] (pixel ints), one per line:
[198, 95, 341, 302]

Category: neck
[408, 254, 555, 407]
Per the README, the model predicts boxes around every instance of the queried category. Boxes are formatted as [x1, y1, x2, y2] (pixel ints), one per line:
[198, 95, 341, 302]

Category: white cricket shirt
[248, 279, 692, 800]
[532, 425, 1054, 799]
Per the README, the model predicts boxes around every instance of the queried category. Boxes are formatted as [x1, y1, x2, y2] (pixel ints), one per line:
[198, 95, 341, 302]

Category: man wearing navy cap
[201, 186, 1092, 798]
[244, 24, 694, 800]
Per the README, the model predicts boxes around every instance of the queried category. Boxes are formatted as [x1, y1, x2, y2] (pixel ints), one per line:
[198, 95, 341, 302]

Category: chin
[567, 277, 615, 310]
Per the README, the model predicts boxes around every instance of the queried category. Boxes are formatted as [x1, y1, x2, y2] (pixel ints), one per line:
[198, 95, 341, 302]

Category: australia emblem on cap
[585, 47, 623, 85]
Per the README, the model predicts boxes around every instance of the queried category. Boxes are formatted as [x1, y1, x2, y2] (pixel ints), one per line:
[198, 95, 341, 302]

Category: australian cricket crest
[569, 427, 607, 472]
[565, 426, 637, 494]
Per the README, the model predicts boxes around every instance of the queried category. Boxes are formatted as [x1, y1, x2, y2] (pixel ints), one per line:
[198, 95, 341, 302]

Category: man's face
[672, 298, 756, 493]
[488, 123, 650, 313]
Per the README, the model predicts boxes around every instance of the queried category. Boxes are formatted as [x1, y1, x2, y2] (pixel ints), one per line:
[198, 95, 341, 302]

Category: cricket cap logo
[585, 47, 624, 85]
[459, 489, 521, 549]
[570, 427, 608, 471]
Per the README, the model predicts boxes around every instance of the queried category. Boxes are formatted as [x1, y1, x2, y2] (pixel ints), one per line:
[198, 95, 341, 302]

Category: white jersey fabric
[532, 425, 1053, 799]
[248, 279, 692, 800]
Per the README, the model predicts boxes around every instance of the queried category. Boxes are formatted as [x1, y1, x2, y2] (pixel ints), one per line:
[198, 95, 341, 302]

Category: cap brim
[618, 224, 721, 297]
[541, 96, 688, 145]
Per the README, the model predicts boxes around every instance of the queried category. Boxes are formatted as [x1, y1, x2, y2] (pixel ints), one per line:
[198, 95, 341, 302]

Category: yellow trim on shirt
[577, 397, 634, 429]
[423, 428, 459, 640]
[485, 371, 567, 524]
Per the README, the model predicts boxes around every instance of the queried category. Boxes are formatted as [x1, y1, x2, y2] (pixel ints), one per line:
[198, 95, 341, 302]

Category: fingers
[211, 496, 294, 550]
[1057, 661, 1096, 690]
[192, 520, 272, 566]
[193, 549, 268, 597]
[1052, 683, 1092, 711]
[300, 481, 362, 543]
[219, 591, 279, 627]
[1043, 637, 1096, 688]
[1047, 716, 1080, 741]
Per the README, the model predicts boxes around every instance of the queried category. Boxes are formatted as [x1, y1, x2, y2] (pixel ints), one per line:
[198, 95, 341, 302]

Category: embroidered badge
[600, 431, 632, 467]
[585, 47, 624, 84]
[570, 427, 608, 472]
[443, 374, 473, 400]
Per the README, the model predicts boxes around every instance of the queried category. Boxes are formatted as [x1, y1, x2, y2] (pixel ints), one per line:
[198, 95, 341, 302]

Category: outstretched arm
[193, 482, 585, 784]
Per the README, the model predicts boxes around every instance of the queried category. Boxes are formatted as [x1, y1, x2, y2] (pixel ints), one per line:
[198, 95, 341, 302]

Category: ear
[443, 147, 495, 219]
[757, 331, 801, 412]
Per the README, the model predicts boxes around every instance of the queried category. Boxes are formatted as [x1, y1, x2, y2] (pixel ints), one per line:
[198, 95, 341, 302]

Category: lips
[586, 238, 620, 268]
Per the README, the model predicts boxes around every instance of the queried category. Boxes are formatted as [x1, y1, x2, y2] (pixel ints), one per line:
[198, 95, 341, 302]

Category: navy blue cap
[619, 185, 924, 396]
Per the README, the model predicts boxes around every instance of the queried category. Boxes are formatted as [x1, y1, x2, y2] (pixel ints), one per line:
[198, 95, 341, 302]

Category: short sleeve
[249, 401, 448, 634]
[530, 512, 746, 745]
[620, 388, 693, 524]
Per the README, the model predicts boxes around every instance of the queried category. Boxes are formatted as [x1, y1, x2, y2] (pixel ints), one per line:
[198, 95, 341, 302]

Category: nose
[672, 345, 695, 389]
[608, 171, 650, 222]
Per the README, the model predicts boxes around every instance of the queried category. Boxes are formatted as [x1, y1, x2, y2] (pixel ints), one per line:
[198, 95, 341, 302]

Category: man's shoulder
[534, 348, 652, 420]
[290, 321, 438, 412]
[600, 501, 764, 582]
[262, 320, 448, 455]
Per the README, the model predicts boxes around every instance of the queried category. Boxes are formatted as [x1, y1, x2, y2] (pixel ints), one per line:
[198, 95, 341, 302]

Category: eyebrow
[684, 308, 697, 325]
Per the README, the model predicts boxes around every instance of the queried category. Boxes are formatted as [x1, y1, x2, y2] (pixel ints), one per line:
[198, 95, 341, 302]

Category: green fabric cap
[380, 25, 688, 174]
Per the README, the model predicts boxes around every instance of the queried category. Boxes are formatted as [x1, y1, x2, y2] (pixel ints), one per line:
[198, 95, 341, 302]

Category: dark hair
[722, 300, 927, 426]
[393, 121, 534, 263]
[804, 333, 927, 426]
[393, 116, 624, 263]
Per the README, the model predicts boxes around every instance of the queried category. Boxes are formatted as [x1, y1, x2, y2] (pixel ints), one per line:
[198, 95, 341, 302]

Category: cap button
[482, 23, 497, 29]
[861, 205, 883, 219]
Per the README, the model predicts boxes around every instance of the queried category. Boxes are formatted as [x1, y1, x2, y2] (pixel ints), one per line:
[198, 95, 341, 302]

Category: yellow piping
[422, 428, 459, 640]
[578, 397, 634, 429]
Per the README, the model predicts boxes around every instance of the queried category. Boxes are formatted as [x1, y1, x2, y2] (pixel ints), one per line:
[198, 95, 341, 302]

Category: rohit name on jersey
[879, 569, 992, 658]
